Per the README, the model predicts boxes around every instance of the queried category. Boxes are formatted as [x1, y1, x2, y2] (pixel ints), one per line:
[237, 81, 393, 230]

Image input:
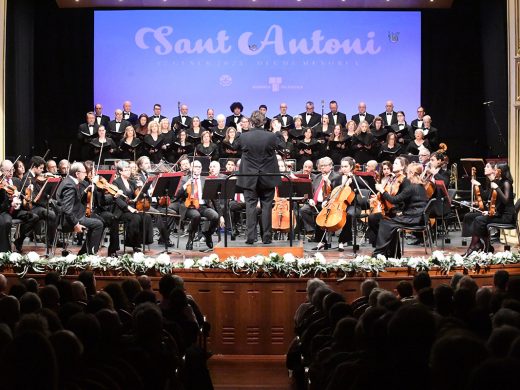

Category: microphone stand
[350, 174, 365, 254]
[484, 102, 507, 157]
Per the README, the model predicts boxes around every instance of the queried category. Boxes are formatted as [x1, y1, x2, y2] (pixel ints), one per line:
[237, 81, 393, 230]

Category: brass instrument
[450, 162, 458, 190]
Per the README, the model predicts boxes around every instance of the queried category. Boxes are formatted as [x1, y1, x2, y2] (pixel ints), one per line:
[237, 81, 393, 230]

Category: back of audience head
[38, 284, 60, 312]
[377, 290, 401, 311]
[8, 282, 27, 299]
[412, 271, 431, 293]
[457, 275, 478, 296]
[453, 287, 476, 317]
[86, 291, 114, 314]
[475, 286, 493, 311]
[417, 287, 435, 309]
[0, 273, 7, 294]
[66, 312, 101, 354]
[134, 290, 157, 306]
[306, 278, 326, 301]
[494, 270, 509, 291]
[122, 278, 143, 303]
[333, 317, 358, 351]
[368, 287, 383, 307]
[0, 295, 20, 330]
[104, 282, 131, 312]
[20, 292, 42, 314]
[78, 270, 97, 297]
[507, 276, 520, 301]
[467, 357, 520, 390]
[16, 313, 50, 337]
[434, 284, 454, 316]
[492, 307, 520, 329]
[133, 302, 163, 342]
[328, 302, 352, 326]
[323, 291, 345, 315]
[310, 286, 333, 310]
[71, 281, 87, 303]
[487, 325, 520, 357]
[137, 275, 152, 291]
[450, 272, 464, 290]
[49, 330, 84, 379]
[22, 278, 39, 293]
[360, 278, 378, 298]
[395, 280, 413, 300]
[44, 271, 60, 287]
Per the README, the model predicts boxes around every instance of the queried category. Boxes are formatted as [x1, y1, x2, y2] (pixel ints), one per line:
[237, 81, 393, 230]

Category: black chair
[397, 198, 436, 257]
[486, 199, 520, 249]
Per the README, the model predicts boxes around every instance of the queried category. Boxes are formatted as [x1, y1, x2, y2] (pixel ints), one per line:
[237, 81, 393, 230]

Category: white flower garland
[0, 250, 518, 278]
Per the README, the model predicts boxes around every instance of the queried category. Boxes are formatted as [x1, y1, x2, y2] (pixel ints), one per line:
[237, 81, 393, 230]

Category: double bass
[315, 177, 355, 232]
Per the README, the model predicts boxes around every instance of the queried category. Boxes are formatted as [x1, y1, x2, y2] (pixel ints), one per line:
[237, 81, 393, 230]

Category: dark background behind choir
[5, 0, 507, 164]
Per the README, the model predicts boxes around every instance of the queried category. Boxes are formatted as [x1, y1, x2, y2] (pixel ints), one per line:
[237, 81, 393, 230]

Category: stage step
[214, 240, 304, 259]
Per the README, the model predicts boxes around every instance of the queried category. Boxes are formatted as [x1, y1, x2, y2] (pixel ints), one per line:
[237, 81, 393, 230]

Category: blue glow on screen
[94, 10, 420, 119]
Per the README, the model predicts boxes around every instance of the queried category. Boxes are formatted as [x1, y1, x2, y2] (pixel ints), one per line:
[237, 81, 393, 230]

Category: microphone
[483, 101, 494, 105]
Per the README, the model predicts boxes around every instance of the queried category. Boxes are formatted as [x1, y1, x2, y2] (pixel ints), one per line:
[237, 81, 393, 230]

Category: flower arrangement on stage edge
[0, 250, 519, 278]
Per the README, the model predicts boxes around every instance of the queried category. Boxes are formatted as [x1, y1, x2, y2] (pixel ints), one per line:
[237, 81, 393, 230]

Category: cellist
[464, 163, 515, 255]
[366, 157, 409, 248]
[300, 156, 340, 250]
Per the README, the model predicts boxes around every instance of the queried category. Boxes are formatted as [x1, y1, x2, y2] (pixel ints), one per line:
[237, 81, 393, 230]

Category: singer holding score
[236, 110, 286, 244]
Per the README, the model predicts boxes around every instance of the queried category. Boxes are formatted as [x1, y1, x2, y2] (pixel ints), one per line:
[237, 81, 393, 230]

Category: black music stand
[278, 178, 312, 240]
[134, 177, 155, 252]
[189, 156, 211, 173]
[151, 173, 183, 253]
[460, 158, 485, 178]
[34, 177, 61, 256]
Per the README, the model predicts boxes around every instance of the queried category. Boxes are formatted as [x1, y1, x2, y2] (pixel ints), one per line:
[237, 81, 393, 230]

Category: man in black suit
[390, 111, 413, 147]
[300, 101, 321, 129]
[259, 104, 271, 130]
[225, 102, 244, 129]
[150, 103, 167, 123]
[171, 103, 193, 131]
[55, 162, 103, 255]
[351, 102, 375, 125]
[411, 106, 426, 130]
[122, 100, 138, 126]
[379, 100, 398, 128]
[421, 115, 439, 150]
[236, 110, 285, 244]
[201, 108, 217, 130]
[107, 109, 131, 145]
[77, 112, 99, 161]
[175, 160, 219, 250]
[273, 102, 294, 130]
[94, 103, 110, 128]
[327, 100, 347, 128]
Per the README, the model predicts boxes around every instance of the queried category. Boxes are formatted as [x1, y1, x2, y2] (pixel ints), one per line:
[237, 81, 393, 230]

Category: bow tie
[96, 116, 101, 118]
[181, 116, 186, 119]
[386, 113, 393, 115]
[282, 115, 286, 117]
[116, 121, 121, 124]
[359, 113, 365, 116]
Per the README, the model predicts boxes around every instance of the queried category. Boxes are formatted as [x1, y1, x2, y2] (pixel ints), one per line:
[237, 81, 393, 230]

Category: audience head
[413, 271, 432, 293]
[494, 270, 509, 291]
[360, 278, 379, 298]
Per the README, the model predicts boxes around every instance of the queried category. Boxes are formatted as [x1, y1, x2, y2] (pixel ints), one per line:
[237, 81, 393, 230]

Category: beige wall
[0, 0, 5, 159]
[510, 0, 520, 187]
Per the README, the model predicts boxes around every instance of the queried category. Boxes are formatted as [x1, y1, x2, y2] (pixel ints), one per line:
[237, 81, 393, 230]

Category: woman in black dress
[344, 120, 357, 158]
[187, 116, 203, 147]
[405, 129, 430, 156]
[134, 114, 149, 141]
[90, 126, 117, 163]
[119, 126, 142, 161]
[296, 128, 318, 170]
[289, 115, 305, 143]
[372, 162, 428, 258]
[352, 120, 375, 164]
[211, 114, 227, 145]
[196, 130, 219, 161]
[143, 121, 164, 164]
[112, 160, 154, 251]
[172, 129, 194, 162]
[219, 127, 241, 159]
[371, 116, 388, 149]
[379, 132, 402, 163]
[327, 124, 347, 165]
[159, 118, 176, 162]
[465, 163, 515, 255]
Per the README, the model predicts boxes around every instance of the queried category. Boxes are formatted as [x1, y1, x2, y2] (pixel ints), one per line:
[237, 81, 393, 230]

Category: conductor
[237, 110, 285, 244]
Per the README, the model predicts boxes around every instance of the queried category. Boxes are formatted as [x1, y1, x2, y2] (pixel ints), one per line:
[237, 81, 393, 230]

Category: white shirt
[417, 120, 423, 128]
[316, 173, 329, 203]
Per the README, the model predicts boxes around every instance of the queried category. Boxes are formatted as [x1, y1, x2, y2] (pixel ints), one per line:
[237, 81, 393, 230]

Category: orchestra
[1, 99, 515, 258]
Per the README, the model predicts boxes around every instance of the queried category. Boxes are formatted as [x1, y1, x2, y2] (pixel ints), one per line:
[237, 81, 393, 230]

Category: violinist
[119, 126, 142, 161]
[219, 127, 241, 159]
[172, 130, 194, 163]
[366, 158, 408, 247]
[300, 157, 340, 250]
[0, 160, 38, 253]
[295, 128, 319, 170]
[55, 162, 104, 255]
[175, 160, 219, 250]
[352, 120, 375, 164]
[372, 162, 428, 258]
[90, 126, 117, 163]
[112, 160, 154, 252]
[13, 160, 25, 180]
[81, 161, 120, 257]
[196, 131, 219, 161]
[46, 160, 58, 176]
[143, 121, 165, 164]
[464, 163, 515, 255]
[20, 156, 57, 250]
[328, 124, 347, 165]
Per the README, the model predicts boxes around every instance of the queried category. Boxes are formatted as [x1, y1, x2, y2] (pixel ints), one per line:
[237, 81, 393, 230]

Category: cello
[272, 187, 296, 232]
[315, 177, 355, 232]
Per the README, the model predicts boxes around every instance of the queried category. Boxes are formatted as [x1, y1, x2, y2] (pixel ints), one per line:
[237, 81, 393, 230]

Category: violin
[85, 186, 93, 217]
[184, 176, 200, 209]
[0, 181, 19, 198]
[471, 167, 485, 211]
[158, 196, 171, 207]
[488, 168, 502, 217]
[375, 173, 404, 216]
[95, 176, 127, 198]
[272, 188, 295, 232]
[315, 177, 355, 232]
[23, 182, 34, 210]
[134, 183, 151, 212]
[421, 163, 435, 198]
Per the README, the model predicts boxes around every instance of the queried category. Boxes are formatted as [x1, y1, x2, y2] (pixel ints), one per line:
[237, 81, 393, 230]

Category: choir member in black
[90, 126, 117, 163]
[379, 132, 402, 163]
[134, 114, 149, 141]
[277, 125, 295, 160]
[175, 160, 220, 250]
[94, 103, 110, 128]
[122, 101, 138, 126]
[150, 103, 167, 124]
[172, 130, 194, 163]
[81, 161, 120, 257]
[159, 118, 176, 162]
[107, 109, 131, 145]
[411, 106, 426, 131]
[289, 115, 305, 143]
[55, 162, 104, 255]
[391, 111, 413, 149]
[112, 161, 154, 251]
[344, 120, 357, 158]
[201, 108, 217, 131]
[372, 162, 428, 258]
[237, 116, 251, 134]
[259, 104, 272, 130]
[296, 128, 319, 170]
[464, 163, 515, 255]
[219, 127, 241, 160]
[421, 115, 439, 150]
[370, 116, 388, 147]
[187, 117, 203, 146]
[366, 158, 408, 247]
[196, 131, 219, 161]
[0, 159, 38, 253]
[143, 121, 164, 164]
[274, 102, 295, 130]
[405, 129, 430, 156]
[352, 120, 375, 164]
[211, 114, 227, 145]
[300, 157, 340, 249]
[119, 126, 142, 161]
[225, 101, 244, 129]
[315, 115, 333, 158]
[327, 124, 348, 165]
[77, 112, 99, 161]
[20, 156, 57, 250]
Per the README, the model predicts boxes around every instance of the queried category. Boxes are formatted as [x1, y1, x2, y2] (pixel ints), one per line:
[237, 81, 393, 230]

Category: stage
[2, 230, 520, 355]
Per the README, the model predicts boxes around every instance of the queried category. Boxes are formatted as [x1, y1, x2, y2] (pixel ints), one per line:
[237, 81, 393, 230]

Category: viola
[134, 184, 151, 212]
[0, 181, 19, 198]
[95, 176, 125, 197]
[184, 176, 200, 209]
[23, 185, 33, 210]
[316, 177, 355, 232]
[272, 188, 295, 232]
[378, 174, 405, 216]
[488, 168, 502, 217]
[85, 186, 93, 217]
[471, 167, 485, 211]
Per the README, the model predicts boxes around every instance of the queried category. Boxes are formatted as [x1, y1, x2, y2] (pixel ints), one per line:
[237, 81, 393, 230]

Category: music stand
[150, 172, 183, 253]
[97, 170, 116, 183]
[34, 177, 61, 203]
[354, 172, 377, 193]
[278, 178, 312, 240]
[189, 156, 211, 173]
[460, 158, 485, 178]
